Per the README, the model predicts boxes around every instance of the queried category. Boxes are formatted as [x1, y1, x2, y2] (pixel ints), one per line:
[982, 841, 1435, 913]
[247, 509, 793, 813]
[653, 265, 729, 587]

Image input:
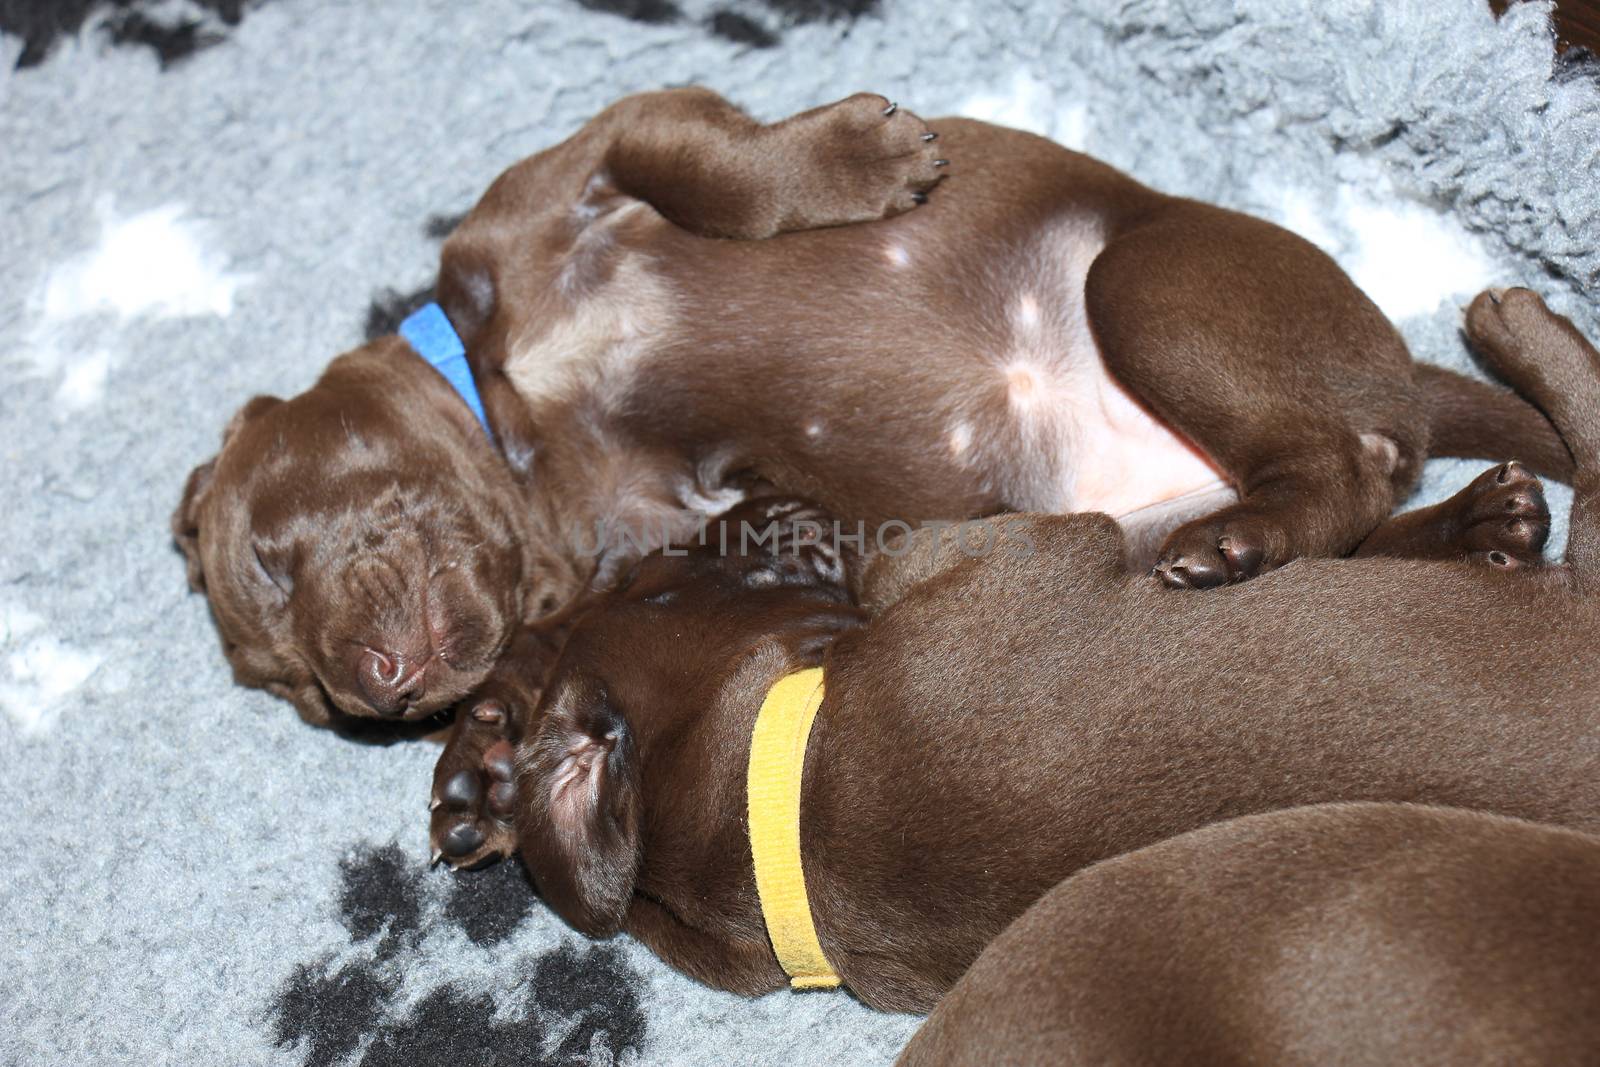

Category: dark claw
[1155, 555, 1229, 590]
[883, 101, 898, 116]
[442, 822, 486, 857]
[911, 192, 928, 204]
[921, 131, 937, 142]
[430, 849, 443, 867]
[1218, 536, 1263, 578]
[933, 159, 948, 167]
[441, 769, 481, 808]
[1157, 565, 1194, 589]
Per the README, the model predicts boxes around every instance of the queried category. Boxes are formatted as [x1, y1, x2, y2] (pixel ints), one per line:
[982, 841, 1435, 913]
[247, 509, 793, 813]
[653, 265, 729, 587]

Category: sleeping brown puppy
[898, 803, 1600, 1066]
[173, 88, 1569, 726]
[431, 288, 1600, 1014]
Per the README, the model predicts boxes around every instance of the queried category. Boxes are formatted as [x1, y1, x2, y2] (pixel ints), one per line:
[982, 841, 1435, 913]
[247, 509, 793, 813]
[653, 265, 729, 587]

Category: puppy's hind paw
[1455, 461, 1549, 569]
[1153, 522, 1270, 589]
[1463, 287, 1573, 377]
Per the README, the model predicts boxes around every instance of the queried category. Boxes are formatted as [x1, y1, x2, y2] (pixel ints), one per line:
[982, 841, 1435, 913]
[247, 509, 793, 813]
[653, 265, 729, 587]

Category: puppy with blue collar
[176, 87, 1565, 732]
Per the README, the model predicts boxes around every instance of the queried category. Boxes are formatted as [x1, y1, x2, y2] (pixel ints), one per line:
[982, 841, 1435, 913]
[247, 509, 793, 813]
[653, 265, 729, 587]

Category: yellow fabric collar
[747, 666, 842, 990]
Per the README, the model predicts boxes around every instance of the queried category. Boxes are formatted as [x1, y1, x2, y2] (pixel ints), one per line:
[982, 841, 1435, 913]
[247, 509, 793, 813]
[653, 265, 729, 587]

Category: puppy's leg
[1465, 288, 1600, 586]
[1354, 461, 1549, 568]
[1084, 207, 1425, 587]
[426, 624, 562, 869]
[428, 699, 519, 870]
[600, 89, 946, 239]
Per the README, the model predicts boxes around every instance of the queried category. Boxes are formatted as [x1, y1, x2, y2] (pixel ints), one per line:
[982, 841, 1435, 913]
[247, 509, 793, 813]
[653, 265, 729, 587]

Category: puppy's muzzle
[355, 647, 430, 716]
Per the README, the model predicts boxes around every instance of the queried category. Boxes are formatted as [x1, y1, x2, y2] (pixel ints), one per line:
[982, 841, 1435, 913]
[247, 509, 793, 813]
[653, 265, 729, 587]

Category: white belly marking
[957, 217, 1226, 518]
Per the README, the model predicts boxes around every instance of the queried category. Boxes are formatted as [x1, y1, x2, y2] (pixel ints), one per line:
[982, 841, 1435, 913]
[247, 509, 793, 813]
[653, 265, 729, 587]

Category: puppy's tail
[1417, 363, 1574, 482]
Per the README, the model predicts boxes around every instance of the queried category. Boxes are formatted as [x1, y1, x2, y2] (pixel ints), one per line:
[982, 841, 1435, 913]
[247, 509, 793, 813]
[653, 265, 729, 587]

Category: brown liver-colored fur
[899, 803, 1600, 1066]
[176, 89, 1569, 726]
[460, 291, 1600, 1039]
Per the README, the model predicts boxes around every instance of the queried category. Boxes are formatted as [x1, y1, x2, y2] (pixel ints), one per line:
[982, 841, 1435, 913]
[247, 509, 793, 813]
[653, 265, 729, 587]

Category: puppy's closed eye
[251, 543, 294, 600]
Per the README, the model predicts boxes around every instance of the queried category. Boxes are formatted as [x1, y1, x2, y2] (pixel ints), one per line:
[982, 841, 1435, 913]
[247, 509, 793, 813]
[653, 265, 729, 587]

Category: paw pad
[429, 702, 521, 871]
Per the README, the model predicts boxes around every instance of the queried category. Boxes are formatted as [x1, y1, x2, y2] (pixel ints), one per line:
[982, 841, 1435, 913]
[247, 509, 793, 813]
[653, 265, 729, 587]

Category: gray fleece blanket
[2, 1, 1597, 1063]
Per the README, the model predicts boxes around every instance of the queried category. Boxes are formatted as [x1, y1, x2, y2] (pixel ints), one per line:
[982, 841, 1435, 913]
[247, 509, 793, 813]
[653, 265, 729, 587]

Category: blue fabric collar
[399, 302, 493, 440]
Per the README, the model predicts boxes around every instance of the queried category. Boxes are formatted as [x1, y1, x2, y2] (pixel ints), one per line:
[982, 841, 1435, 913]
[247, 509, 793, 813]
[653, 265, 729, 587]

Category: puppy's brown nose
[357, 648, 426, 716]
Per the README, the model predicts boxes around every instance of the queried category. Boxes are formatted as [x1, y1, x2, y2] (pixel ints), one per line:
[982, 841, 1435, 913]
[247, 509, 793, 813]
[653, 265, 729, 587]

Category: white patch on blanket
[1266, 185, 1342, 253]
[44, 201, 250, 320]
[20, 336, 112, 409]
[55, 349, 111, 411]
[958, 70, 1089, 150]
[1337, 189, 1498, 321]
[0, 605, 102, 736]
[25, 202, 249, 416]
[1260, 182, 1497, 322]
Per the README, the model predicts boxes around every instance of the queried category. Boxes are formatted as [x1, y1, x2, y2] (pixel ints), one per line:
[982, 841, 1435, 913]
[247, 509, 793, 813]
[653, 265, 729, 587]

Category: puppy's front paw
[1452, 461, 1549, 568]
[430, 700, 519, 871]
[710, 496, 857, 595]
[788, 93, 946, 226]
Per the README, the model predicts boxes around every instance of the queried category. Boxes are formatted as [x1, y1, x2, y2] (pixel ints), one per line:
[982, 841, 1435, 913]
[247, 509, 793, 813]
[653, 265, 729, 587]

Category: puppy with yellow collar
[445, 291, 1600, 1028]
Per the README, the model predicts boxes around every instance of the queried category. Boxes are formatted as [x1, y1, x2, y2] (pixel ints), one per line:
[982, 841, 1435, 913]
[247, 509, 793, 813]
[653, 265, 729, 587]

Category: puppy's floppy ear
[173, 459, 218, 592]
[517, 680, 642, 937]
[171, 395, 283, 592]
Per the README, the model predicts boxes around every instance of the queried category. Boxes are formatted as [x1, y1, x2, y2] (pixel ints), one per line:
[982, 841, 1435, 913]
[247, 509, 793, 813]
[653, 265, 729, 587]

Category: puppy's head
[174, 338, 577, 725]
[514, 497, 864, 936]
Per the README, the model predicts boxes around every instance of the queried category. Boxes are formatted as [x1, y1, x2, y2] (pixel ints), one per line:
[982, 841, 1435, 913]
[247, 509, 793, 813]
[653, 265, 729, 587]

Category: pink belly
[952, 297, 1227, 519]
[1064, 370, 1227, 518]
[937, 217, 1229, 520]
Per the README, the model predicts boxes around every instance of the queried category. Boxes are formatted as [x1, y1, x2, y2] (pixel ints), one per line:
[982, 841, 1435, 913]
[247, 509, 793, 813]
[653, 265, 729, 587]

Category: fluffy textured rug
[2, 1, 1596, 1063]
